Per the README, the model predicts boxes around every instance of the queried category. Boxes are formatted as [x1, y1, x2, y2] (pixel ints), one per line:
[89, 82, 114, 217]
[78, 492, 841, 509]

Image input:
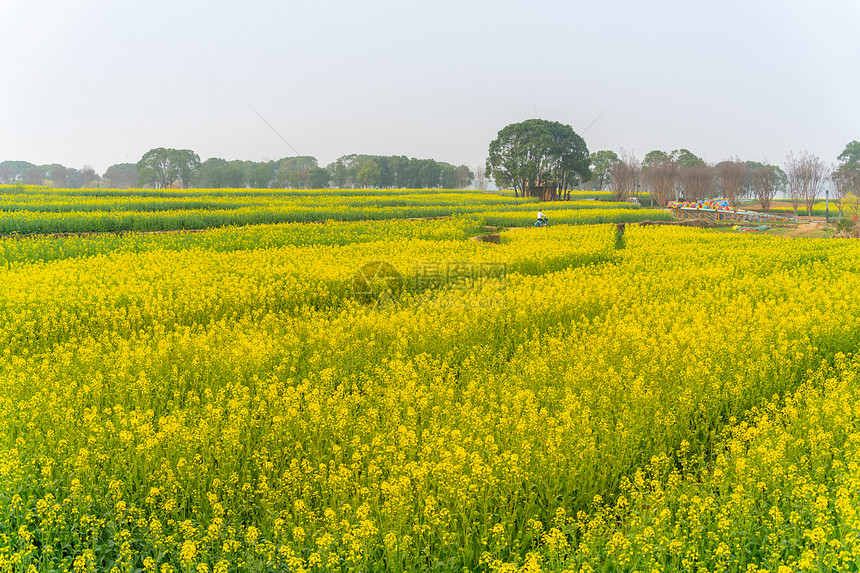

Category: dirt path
[783, 222, 832, 238]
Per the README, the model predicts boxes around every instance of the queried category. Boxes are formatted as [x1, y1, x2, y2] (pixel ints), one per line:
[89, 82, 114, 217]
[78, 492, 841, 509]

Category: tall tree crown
[486, 119, 590, 199]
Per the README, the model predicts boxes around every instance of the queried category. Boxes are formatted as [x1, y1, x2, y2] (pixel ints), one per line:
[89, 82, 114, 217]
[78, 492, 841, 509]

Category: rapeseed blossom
[0, 217, 858, 571]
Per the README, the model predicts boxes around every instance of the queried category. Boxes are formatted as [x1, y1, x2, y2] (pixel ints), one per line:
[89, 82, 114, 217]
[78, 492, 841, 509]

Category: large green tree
[454, 165, 474, 189]
[486, 119, 590, 199]
[642, 150, 670, 168]
[439, 164, 457, 189]
[276, 156, 318, 189]
[137, 148, 200, 188]
[25, 166, 46, 185]
[103, 163, 139, 189]
[838, 140, 860, 169]
[0, 161, 36, 184]
[832, 163, 860, 217]
[834, 141, 860, 216]
[589, 150, 619, 191]
[193, 158, 246, 188]
[418, 160, 441, 188]
[670, 149, 704, 168]
[357, 159, 381, 188]
[137, 149, 175, 188]
[323, 154, 459, 189]
[80, 166, 99, 188]
[308, 167, 330, 189]
[249, 163, 275, 189]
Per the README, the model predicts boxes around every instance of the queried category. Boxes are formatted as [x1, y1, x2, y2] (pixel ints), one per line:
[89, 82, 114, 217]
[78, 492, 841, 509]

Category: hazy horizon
[2, 0, 858, 175]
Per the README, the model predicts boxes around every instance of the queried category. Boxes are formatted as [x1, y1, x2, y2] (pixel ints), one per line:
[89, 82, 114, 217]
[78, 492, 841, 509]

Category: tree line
[136, 150, 482, 190]
[592, 143, 860, 218]
[583, 143, 860, 218]
[484, 119, 860, 218]
[0, 161, 136, 189]
[0, 151, 482, 191]
[5, 130, 859, 209]
[589, 149, 790, 210]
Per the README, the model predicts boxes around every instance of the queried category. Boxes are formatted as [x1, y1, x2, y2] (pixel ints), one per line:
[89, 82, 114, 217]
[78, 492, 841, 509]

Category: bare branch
[644, 159, 678, 207]
[750, 165, 779, 210]
[786, 151, 828, 220]
[609, 150, 641, 202]
[679, 163, 714, 202]
[715, 159, 747, 208]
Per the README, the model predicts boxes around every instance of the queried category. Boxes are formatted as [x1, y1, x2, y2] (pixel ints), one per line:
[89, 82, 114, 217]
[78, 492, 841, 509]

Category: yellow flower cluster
[562, 352, 860, 572]
[0, 220, 858, 571]
[0, 217, 486, 266]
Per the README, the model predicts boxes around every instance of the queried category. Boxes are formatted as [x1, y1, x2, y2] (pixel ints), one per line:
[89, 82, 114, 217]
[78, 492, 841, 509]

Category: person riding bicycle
[536, 210, 547, 226]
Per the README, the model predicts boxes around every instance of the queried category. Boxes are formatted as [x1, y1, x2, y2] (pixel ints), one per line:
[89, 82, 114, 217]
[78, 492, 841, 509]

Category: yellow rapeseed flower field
[0, 214, 858, 572]
[0, 186, 667, 233]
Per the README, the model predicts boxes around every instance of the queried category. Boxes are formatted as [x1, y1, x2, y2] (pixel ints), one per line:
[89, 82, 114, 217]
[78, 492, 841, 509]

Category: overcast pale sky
[1, 0, 858, 174]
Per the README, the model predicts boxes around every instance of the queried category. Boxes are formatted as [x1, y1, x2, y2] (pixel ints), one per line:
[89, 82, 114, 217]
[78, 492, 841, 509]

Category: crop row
[0, 186, 656, 234]
[0, 217, 485, 267]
